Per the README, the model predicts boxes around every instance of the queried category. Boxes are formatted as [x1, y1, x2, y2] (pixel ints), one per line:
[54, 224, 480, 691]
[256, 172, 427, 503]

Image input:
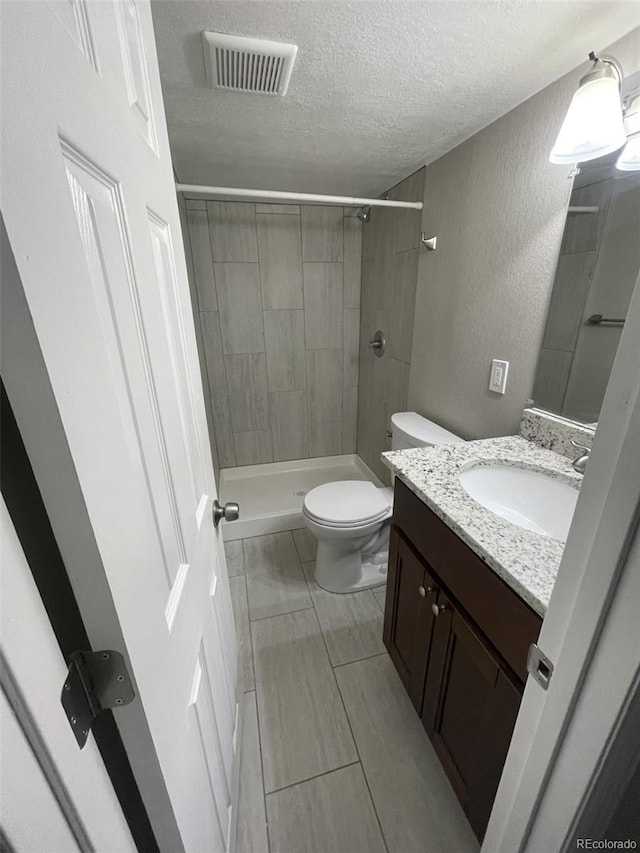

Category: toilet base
[312, 527, 390, 594]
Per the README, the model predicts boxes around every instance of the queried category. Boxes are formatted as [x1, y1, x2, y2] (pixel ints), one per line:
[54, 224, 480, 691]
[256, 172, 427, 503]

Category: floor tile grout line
[264, 760, 362, 798]
[310, 589, 391, 853]
[243, 571, 257, 693]
[250, 691, 271, 853]
[246, 612, 271, 853]
[333, 669, 391, 853]
[301, 560, 387, 670]
[332, 650, 389, 670]
[248, 605, 315, 625]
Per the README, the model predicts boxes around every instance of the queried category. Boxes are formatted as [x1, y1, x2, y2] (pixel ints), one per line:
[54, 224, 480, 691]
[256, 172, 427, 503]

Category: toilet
[302, 412, 465, 593]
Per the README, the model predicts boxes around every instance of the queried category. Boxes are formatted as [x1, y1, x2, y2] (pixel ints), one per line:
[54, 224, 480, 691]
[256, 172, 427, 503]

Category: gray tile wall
[183, 200, 362, 469]
[357, 168, 425, 484]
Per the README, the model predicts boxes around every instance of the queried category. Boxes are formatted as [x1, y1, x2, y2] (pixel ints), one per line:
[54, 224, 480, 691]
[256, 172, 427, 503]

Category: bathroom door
[1, 2, 237, 851]
[1, 499, 136, 852]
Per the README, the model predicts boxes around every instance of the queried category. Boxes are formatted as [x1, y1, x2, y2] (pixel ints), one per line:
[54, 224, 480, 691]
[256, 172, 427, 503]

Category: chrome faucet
[571, 439, 591, 474]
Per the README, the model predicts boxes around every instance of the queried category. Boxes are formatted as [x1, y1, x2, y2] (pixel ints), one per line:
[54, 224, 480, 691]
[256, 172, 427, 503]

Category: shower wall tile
[303, 263, 343, 350]
[214, 263, 265, 354]
[301, 206, 344, 262]
[270, 390, 308, 462]
[183, 201, 364, 467]
[207, 201, 258, 262]
[532, 348, 573, 414]
[225, 353, 270, 433]
[358, 344, 373, 407]
[256, 213, 304, 309]
[371, 333, 390, 393]
[342, 387, 358, 454]
[211, 393, 236, 468]
[541, 251, 594, 352]
[256, 203, 300, 215]
[387, 359, 411, 417]
[343, 217, 362, 309]
[343, 309, 360, 389]
[371, 208, 396, 312]
[390, 168, 425, 253]
[199, 311, 228, 399]
[264, 310, 306, 392]
[357, 168, 425, 479]
[307, 349, 343, 456]
[560, 181, 612, 255]
[234, 430, 274, 466]
[186, 208, 217, 311]
[362, 214, 375, 263]
[390, 248, 419, 364]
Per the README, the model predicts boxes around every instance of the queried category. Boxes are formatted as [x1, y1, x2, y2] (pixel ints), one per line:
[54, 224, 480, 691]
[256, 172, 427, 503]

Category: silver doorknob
[418, 585, 434, 598]
[431, 602, 447, 617]
[213, 499, 240, 527]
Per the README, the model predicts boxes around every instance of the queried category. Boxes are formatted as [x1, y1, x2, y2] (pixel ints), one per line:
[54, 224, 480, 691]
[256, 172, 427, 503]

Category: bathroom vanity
[382, 436, 581, 841]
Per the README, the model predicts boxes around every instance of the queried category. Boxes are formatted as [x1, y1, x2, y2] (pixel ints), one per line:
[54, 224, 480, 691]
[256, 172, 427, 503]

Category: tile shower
[180, 170, 425, 533]
[183, 199, 362, 471]
[358, 168, 425, 484]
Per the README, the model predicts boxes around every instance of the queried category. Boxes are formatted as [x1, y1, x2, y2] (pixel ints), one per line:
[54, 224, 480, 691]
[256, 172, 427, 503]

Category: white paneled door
[1, 500, 136, 852]
[1, 2, 237, 851]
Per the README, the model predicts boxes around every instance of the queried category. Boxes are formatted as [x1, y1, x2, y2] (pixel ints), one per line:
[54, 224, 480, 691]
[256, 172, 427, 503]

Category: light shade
[616, 95, 640, 171]
[616, 135, 640, 171]
[550, 74, 626, 164]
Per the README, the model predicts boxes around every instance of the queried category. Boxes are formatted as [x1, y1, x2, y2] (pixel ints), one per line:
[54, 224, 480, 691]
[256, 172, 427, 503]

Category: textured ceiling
[151, 1, 639, 197]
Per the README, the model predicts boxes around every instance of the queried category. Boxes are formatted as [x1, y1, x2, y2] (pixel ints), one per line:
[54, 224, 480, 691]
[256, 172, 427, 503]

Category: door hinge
[527, 643, 554, 690]
[61, 650, 135, 748]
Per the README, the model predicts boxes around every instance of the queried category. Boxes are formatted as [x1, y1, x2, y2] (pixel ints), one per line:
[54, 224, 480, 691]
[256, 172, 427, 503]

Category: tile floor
[226, 528, 479, 853]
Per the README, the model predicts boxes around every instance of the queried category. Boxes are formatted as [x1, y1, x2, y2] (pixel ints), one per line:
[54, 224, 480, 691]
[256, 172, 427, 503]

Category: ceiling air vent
[202, 32, 298, 96]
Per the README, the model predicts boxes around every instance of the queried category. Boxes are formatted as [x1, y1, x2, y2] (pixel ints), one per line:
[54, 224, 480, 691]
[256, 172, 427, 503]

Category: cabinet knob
[418, 585, 434, 598]
[431, 602, 447, 617]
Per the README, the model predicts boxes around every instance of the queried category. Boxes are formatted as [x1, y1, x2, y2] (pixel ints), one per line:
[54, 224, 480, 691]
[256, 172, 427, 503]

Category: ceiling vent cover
[202, 32, 298, 96]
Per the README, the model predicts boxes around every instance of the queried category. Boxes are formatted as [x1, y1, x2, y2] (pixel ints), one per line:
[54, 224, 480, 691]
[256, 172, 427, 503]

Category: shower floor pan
[219, 454, 383, 540]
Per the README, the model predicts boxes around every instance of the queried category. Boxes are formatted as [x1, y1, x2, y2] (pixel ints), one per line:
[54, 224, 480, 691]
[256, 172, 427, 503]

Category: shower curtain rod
[175, 183, 423, 210]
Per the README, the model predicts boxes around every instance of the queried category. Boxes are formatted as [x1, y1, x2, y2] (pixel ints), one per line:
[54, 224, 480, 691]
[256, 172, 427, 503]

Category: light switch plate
[489, 359, 509, 394]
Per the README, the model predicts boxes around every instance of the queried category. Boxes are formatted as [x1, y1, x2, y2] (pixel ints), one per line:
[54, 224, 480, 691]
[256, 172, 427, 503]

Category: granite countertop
[382, 436, 582, 616]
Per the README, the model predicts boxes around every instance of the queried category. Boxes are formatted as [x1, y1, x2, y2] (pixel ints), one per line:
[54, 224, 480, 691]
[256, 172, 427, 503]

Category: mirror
[532, 153, 640, 424]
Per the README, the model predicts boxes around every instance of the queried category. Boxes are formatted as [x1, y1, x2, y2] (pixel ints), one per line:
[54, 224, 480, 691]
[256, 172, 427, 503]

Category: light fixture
[616, 94, 640, 171]
[550, 51, 626, 165]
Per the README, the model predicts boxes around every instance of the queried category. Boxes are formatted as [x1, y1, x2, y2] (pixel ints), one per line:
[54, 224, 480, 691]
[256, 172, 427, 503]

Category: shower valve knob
[368, 330, 386, 358]
[213, 499, 240, 528]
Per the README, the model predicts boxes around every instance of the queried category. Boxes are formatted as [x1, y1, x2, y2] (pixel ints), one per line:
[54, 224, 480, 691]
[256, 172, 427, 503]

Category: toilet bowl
[302, 412, 465, 594]
[303, 481, 394, 593]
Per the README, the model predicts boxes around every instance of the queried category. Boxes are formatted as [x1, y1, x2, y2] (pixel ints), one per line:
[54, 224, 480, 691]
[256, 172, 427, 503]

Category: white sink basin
[458, 464, 579, 542]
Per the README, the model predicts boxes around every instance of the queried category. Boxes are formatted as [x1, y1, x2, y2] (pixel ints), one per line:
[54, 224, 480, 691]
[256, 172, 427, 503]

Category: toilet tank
[390, 412, 465, 450]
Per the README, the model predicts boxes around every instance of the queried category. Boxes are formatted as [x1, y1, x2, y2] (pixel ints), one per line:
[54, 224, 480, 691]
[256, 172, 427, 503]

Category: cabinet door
[383, 526, 437, 711]
[422, 593, 522, 840]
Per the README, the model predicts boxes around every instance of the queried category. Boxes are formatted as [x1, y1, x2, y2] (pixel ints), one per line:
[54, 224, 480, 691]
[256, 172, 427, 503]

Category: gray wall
[183, 200, 362, 469]
[408, 28, 640, 440]
[357, 168, 425, 483]
[407, 82, 573, 439]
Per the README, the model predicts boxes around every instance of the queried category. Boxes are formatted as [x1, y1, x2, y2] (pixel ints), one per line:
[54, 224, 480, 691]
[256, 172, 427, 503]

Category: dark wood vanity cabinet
[383, 528, 438, 711]
[383, 478, 543, 841]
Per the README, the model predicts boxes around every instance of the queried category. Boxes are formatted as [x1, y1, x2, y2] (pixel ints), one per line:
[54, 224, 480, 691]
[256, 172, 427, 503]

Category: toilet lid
[304, 480, 391, 526]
